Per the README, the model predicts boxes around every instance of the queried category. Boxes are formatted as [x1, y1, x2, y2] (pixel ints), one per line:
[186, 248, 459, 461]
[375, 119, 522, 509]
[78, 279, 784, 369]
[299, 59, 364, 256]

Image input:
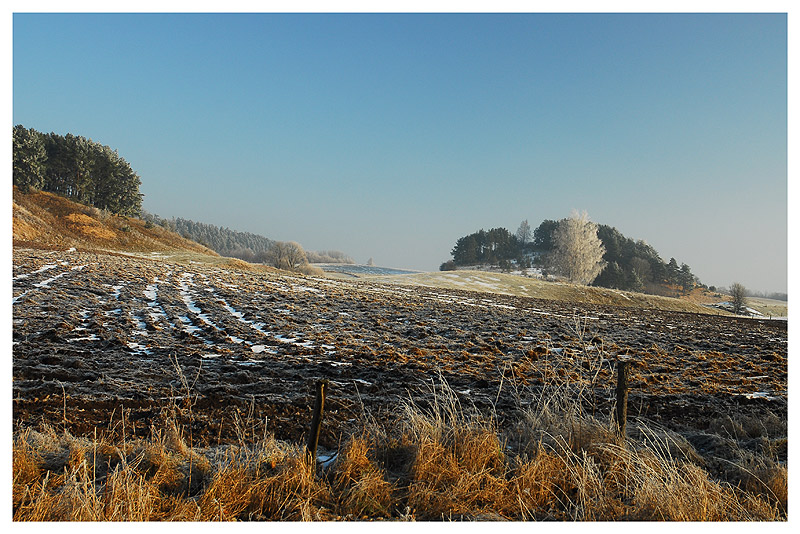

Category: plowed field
[12, 248, 787, 453]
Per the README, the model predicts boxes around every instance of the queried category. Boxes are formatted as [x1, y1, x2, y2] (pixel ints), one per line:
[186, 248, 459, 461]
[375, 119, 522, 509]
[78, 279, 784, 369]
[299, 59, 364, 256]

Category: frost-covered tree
[12, 125, 47, 192]
[549, 210, 606, 285]
[268, 241, 309, 271]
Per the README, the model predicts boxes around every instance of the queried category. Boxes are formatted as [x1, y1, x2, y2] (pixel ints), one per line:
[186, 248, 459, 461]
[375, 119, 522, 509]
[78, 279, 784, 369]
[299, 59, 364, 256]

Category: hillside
[448, 219, 702, 296]
[11, 187, 261, 270]
[364, 271, 788, 318]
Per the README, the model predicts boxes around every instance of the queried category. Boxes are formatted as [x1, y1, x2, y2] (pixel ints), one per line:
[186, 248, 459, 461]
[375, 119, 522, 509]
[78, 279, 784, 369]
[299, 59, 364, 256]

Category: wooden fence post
[615, 359, 629, 438]
[305, 379, 328, 465]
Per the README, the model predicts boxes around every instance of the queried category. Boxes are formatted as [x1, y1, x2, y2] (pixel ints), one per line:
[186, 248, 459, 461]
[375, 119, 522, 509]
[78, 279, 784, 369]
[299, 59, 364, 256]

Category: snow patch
[13, 263, 58, 281]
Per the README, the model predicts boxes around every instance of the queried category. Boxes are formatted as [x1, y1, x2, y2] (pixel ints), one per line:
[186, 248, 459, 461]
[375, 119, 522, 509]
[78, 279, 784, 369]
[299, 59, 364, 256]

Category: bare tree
[516, 219, 532, 245]
[268, 241, 309, 271]
[549, 210, 607, 285]
[730, 282, 748, 315]
[630, 256, 652, 283]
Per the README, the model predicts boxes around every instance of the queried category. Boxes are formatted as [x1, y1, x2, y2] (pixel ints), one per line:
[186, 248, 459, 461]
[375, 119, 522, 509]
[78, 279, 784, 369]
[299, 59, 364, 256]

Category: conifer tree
[12, 125, 47, 192]
[13, 125, 142, 216]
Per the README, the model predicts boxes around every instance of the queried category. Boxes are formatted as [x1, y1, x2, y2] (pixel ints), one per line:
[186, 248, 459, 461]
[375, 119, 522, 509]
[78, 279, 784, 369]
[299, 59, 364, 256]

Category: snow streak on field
[12, 250, 350, 364]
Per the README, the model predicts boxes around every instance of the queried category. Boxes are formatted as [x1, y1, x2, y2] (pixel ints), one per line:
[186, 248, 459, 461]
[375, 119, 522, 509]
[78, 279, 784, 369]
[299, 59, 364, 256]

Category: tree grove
[13, 125, 143, 216]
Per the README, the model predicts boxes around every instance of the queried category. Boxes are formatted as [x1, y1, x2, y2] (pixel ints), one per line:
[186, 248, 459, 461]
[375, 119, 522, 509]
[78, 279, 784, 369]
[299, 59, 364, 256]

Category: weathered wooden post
[615, 358, 630, 438]
[305, 379, 328, 465]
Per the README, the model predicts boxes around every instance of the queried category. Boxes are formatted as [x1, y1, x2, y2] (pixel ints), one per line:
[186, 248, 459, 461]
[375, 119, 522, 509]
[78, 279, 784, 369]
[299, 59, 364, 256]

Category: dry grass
[13, 375, 786, 522]
[12, 187, 216, 255]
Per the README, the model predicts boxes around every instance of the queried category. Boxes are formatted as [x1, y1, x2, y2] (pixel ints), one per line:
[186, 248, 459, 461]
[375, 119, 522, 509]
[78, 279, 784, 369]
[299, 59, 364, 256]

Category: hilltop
[447, 220, 702, 297]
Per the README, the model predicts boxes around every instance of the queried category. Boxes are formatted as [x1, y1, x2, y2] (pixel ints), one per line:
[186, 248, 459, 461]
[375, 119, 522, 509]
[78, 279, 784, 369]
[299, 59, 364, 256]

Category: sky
[11, 6, 791, 293]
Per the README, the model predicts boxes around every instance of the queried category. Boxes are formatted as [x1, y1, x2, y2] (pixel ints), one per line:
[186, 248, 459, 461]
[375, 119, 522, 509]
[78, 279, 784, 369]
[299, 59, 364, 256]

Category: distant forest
[140, 212, 353, 265]
[444, 220, 702, 296]
[140, 213, 274, 261]
[13, 125, 142, 216]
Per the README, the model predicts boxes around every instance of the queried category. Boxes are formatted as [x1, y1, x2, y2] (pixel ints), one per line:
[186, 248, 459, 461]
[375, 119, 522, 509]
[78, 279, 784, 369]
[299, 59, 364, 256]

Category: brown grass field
[12, 382, 787, 521]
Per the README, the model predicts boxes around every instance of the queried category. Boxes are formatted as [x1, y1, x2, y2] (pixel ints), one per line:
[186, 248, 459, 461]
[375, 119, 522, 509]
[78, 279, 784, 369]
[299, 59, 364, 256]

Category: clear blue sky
[12, 11, 789, 293]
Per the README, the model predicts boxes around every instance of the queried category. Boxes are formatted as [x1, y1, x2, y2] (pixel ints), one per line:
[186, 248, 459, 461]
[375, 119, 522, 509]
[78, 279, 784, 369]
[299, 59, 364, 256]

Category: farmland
[12, 246, 788, 520]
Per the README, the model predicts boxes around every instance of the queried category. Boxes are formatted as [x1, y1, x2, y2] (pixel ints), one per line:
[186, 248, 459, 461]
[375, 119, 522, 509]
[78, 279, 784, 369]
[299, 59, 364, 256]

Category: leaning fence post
[615, 358, 630, 438]
[305, 379, 328, 465]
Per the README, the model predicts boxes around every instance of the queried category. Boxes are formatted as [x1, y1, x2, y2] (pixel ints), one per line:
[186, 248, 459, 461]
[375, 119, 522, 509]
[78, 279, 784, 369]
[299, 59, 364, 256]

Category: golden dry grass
[12, 187, 216, 255]
[63, 212, 118, 241]
[13, 379, 786, 522]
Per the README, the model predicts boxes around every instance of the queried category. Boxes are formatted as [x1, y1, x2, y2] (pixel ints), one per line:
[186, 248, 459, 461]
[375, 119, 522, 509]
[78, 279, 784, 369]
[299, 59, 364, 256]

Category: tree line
[444, 213, 700, 295]
[13, 125, 142, 216]
[141, 212, 353, 268]
[141, 213, 277, 262]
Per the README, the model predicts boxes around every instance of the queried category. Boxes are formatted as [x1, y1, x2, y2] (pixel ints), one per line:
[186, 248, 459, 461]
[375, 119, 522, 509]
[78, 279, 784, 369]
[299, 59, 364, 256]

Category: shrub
[440, 260, 457, 271]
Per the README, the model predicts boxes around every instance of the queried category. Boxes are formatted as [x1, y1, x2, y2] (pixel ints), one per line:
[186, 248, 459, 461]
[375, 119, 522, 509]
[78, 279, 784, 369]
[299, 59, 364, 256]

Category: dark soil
[13, 248, 787, 452]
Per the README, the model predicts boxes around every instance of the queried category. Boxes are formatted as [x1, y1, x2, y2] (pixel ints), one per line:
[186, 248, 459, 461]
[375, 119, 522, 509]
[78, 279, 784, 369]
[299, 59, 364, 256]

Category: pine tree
[13, 126, 143, 216]
[532, 219, 559, 251]
[679, 263, 696, 294]
[667, 258, 680, 285]
[12, 125, 47, 192]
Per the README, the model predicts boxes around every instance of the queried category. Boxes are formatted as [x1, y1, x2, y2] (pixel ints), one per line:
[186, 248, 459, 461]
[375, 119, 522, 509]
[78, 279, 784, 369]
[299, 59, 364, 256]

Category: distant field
[364, 270, 725, 315]
[742, 297, 788, 319]
[685, 288, 788, 320]
[337, 269, 788, 319]
[314, 263, 421, 277]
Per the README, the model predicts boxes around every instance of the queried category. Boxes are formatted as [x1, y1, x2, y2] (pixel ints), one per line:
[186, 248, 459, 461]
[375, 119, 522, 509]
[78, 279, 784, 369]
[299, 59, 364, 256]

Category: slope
[12, 186, 232, 261]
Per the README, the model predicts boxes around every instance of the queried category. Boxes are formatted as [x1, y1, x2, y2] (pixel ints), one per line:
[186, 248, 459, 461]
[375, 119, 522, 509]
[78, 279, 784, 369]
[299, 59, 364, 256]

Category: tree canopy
[142, 212, 353, 267]
[13, 125, 143, 216]
[451, 227, 523, 268]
